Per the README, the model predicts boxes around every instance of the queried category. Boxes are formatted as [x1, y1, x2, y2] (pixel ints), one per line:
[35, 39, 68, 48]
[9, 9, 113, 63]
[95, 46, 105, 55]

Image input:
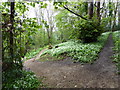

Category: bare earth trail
[24, 48, 47, 62]
[24, 34, 119, 88]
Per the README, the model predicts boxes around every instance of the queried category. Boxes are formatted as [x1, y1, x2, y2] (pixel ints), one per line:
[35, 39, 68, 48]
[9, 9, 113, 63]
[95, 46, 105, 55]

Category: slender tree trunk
[50, 16, 54, 43]
[118, 3, 120, 26]
[112, 2, 118, 31]
[10, 2, 15, 60]
[104, 3, 108, 18]
[109, 1, 113, 31]
[0, 12, 2, 67]
[97, 1, 100, 23]
[46, 9, 51, 45]
[84, 2, 88, 15]
[88, 1, 94, 19]
[50, 26, 53, 41]
[46, 28, 50, 44]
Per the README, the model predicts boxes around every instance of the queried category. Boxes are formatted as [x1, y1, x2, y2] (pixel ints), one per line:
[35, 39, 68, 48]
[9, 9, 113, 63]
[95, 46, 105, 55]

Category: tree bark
[46, 28, 50, 44]
[10, 2, 15, 60]
[97, 1, 100, 23]
[100, 1, 106, 19]
[109, 1, 113, 30]
[118, 3, 120, 26]
[84, 2, 88, 15]
[88, 1, 94, 19]
[112, 2, 118, 31]
[0, 25, 1, 89]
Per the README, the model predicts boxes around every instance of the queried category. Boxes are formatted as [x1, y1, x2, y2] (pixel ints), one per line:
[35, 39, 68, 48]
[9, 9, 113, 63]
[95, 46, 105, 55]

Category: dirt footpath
[24, 34, 119, 88]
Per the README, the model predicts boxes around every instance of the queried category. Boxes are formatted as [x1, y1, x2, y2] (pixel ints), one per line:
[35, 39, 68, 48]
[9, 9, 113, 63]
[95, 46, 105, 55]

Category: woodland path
[24, 34, 119, 88]
[24, 48, 47, 62]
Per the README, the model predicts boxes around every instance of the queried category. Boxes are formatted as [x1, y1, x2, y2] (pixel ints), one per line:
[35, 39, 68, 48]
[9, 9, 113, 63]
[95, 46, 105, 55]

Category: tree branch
[63, 5, 88, 20]
[94, 3, 105, 10]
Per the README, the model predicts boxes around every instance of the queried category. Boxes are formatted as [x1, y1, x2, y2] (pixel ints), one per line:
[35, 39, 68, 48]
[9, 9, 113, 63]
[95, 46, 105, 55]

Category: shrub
[78, 20, 103, 43]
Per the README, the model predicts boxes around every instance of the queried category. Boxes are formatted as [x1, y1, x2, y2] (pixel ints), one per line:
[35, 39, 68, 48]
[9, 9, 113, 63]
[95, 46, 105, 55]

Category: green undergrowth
[41, 32, 110, 63]
[24, 46, 48, 60]
[25, 48, 43, 60]
[3, 69, 44, 88]
[112, 31, 120, 74]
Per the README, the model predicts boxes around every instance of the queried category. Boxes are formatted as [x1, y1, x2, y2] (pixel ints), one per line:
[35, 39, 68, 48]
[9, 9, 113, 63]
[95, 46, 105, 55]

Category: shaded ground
[24, 34, 119, 88]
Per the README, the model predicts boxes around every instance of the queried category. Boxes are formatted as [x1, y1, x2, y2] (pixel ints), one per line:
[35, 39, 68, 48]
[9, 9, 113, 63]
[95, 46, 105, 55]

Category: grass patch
[41, 32, 110, 63]
[112, 31, 120, 74]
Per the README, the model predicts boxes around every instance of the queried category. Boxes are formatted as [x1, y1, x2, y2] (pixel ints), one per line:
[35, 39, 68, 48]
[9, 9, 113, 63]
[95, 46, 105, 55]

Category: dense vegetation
[41, 32, 110, 63]
[1, 0, 120, 88]
[112, 31, 120, 74]
[3, 70, 42, 88]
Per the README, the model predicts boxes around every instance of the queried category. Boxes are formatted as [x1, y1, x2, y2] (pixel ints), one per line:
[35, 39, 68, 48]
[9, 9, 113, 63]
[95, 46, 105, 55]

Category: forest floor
[23, 34, 119, 88]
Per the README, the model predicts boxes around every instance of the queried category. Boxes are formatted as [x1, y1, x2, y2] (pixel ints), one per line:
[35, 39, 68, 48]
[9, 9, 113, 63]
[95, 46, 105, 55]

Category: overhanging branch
[63, 5, 88, 20]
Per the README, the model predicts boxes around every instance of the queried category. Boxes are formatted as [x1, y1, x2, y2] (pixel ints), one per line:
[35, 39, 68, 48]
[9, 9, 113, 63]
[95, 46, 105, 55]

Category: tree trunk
[118, 3, 120, 26]
[112, 2, 118, 31]
[10, 2, 15, 60]
[88, 1, 94, 19]
[46, 28, 50, 44]
[84, 2, 88, 15]
[0, 12, 2, 69]
[109, 1, 113, 31]
[97, 1, 100, 23]
[103, 3, 108, 18]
